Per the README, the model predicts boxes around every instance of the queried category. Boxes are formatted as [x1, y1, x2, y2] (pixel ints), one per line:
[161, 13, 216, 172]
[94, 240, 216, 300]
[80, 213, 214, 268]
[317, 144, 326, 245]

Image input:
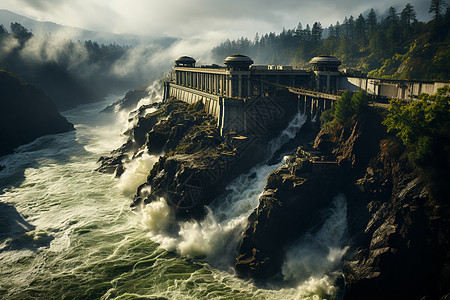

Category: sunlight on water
[0, 101, 344, 299]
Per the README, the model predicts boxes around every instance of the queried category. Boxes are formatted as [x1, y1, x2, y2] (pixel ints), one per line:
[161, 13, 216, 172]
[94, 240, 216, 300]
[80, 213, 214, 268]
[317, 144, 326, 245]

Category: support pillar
[298, 95, 305, 113]
[238, 74, 242, 98]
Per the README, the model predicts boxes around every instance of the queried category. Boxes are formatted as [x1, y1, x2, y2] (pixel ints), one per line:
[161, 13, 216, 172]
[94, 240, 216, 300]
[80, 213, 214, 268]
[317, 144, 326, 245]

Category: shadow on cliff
[0, 202, 54, 253]
[0, 130, 86, 195]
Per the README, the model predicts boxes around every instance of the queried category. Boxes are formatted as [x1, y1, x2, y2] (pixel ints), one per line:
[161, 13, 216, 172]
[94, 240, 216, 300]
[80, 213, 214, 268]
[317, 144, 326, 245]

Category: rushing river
[0, 98, 348, 299]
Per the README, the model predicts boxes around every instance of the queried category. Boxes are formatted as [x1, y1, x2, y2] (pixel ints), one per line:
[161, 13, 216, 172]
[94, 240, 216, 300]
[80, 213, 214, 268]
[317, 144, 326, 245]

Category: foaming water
[140, 113, 309, 269]
[0, 103, 343, 299]
[281, 194, 349, 298]
[136, 80, 163, 108]
[117, 152, 159, 196]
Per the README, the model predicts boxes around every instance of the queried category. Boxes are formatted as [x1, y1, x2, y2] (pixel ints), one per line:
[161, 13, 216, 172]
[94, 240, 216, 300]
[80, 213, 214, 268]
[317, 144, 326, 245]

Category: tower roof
[175, 56, 196, 67]
[309, 55, 341, 66]
[175, 56, 196, 64]
[224, 54, 253, 70]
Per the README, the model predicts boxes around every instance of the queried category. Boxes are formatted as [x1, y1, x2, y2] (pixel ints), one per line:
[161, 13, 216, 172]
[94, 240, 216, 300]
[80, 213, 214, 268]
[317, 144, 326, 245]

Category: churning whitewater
[0, 97, 348, 299]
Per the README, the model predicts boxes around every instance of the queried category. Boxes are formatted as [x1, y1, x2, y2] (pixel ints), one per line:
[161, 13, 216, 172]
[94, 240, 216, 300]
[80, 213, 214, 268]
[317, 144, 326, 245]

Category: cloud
[2, 0, 433, 41]
[0, 34, 19, 59]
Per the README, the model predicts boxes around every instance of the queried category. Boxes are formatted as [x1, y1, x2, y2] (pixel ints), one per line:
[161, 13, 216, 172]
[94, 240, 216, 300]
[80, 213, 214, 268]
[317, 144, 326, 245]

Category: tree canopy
[383, 85, 450, 167]
[212, 0, 450, 81]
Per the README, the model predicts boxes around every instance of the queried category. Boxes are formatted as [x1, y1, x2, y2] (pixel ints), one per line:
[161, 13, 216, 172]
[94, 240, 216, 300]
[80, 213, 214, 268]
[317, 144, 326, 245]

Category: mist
[0, 22, 224, 110]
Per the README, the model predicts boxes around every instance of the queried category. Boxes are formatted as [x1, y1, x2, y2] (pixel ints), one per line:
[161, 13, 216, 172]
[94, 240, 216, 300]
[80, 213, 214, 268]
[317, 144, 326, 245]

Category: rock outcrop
[236, 148, 345, 278]
[235, 109, 450, 299]
[98, 98, 268, 218]
[343, 136, 449, 300]
[101, 86, 149, 113]
[0, 70, 74, 157]
[96, 102, 162, 176]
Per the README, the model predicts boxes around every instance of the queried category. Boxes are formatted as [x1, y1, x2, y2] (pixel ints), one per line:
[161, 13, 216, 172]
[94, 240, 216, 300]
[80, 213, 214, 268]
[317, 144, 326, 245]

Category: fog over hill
[0, 9, 176, 47]
[0, 10, 218, 111]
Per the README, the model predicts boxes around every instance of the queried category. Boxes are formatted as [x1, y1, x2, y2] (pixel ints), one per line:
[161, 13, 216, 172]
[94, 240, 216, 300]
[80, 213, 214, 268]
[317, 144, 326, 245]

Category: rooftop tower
[224, 54, 254, 71]
[175, 56, 196, 67]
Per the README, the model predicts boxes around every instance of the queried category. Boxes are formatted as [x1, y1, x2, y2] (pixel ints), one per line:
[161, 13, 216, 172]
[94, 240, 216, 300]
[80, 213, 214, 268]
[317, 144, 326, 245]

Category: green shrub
[383, 85, 450, 167]
[322, 90, 369, 127]
[320, 106, 335, 126]
[334, 91, 354, 124]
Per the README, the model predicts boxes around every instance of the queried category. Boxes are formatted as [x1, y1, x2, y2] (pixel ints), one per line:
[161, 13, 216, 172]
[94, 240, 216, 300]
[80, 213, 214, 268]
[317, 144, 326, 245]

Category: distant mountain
[0, 9, 176, 47]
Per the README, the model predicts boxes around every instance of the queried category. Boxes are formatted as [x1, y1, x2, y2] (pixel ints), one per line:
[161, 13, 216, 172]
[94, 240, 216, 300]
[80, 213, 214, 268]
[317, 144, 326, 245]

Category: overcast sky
[1, 0, 434, 40]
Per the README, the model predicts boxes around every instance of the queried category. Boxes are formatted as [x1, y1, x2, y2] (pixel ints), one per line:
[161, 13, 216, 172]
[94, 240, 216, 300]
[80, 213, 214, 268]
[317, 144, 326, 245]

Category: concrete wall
[168, 84, 221, 119]
[220, 98, 244, 135]
[341, 77, 449, 100]
[167, 83, 298, 137]
[168, 83, 246, 135]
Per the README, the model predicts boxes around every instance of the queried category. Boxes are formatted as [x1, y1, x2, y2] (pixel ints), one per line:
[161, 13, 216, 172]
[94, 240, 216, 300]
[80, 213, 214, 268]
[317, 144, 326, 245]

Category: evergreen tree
[385, 7, 399, 27]
[295, 22, 303, 43]
[0, 24, 7, 35]
[311, 22, 323, 43]
[10, 22, 33, 43]
[253, 32, 259, 45]
[367, 9, 378, 33]
[429, 0, 447, 20]
[348, 15, 355, 39]
[304, 24, 312, 42]
[328, 24, 336, 40]
[355, 14, 366, 43]
[401, 3, 417, 26]
[335, 21, 341, 39]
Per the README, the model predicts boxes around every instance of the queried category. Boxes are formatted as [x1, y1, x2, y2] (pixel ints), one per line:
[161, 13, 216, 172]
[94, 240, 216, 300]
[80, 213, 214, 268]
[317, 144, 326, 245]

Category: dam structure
[163, 54, 448, 136]
[163, 54, 318, 136]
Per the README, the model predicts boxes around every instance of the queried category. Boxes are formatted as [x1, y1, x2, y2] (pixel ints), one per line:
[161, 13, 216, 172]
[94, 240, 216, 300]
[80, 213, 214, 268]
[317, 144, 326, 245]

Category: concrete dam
[163, 54, 447, 136]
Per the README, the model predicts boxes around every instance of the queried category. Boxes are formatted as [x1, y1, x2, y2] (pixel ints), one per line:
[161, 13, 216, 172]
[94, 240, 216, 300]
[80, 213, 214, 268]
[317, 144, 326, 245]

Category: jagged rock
[99, 98, 268, 218]
[96, 102, 162, 174]
[343, 136, 446, 300]
[236, 147, 346, 278]
[235, 108, 449, 299]
[101, 86, 149, 113]
[131, 99, 268, 217]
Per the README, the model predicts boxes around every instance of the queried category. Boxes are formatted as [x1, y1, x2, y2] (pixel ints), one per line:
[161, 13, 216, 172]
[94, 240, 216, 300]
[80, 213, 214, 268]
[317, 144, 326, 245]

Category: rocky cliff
[0, 70, 74, 156]
[98, 96, 449, 298]
[98, 98, 270, 218]
[235, 108, 449, 299]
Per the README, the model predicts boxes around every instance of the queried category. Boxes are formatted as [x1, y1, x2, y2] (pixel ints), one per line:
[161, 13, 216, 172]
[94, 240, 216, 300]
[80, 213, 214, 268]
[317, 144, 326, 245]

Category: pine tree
[401, 3, 417, 26]
[311, 22, 323, 43]
[367, 9, 378, 33]
[429, 0, 447, 20]
[386, 7, 399, 27]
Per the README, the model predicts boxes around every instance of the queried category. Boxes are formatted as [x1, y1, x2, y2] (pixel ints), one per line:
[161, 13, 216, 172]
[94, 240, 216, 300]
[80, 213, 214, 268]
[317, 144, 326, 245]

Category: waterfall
[0, 97, 347, 299]
[281, 194, 349, 299]
[140, 112, 308, 268]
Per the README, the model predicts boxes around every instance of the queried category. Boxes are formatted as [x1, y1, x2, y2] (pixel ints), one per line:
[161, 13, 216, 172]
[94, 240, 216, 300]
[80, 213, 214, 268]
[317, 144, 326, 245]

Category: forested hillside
[212, 1, 450, 81]
[0, 22, 160, 110]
